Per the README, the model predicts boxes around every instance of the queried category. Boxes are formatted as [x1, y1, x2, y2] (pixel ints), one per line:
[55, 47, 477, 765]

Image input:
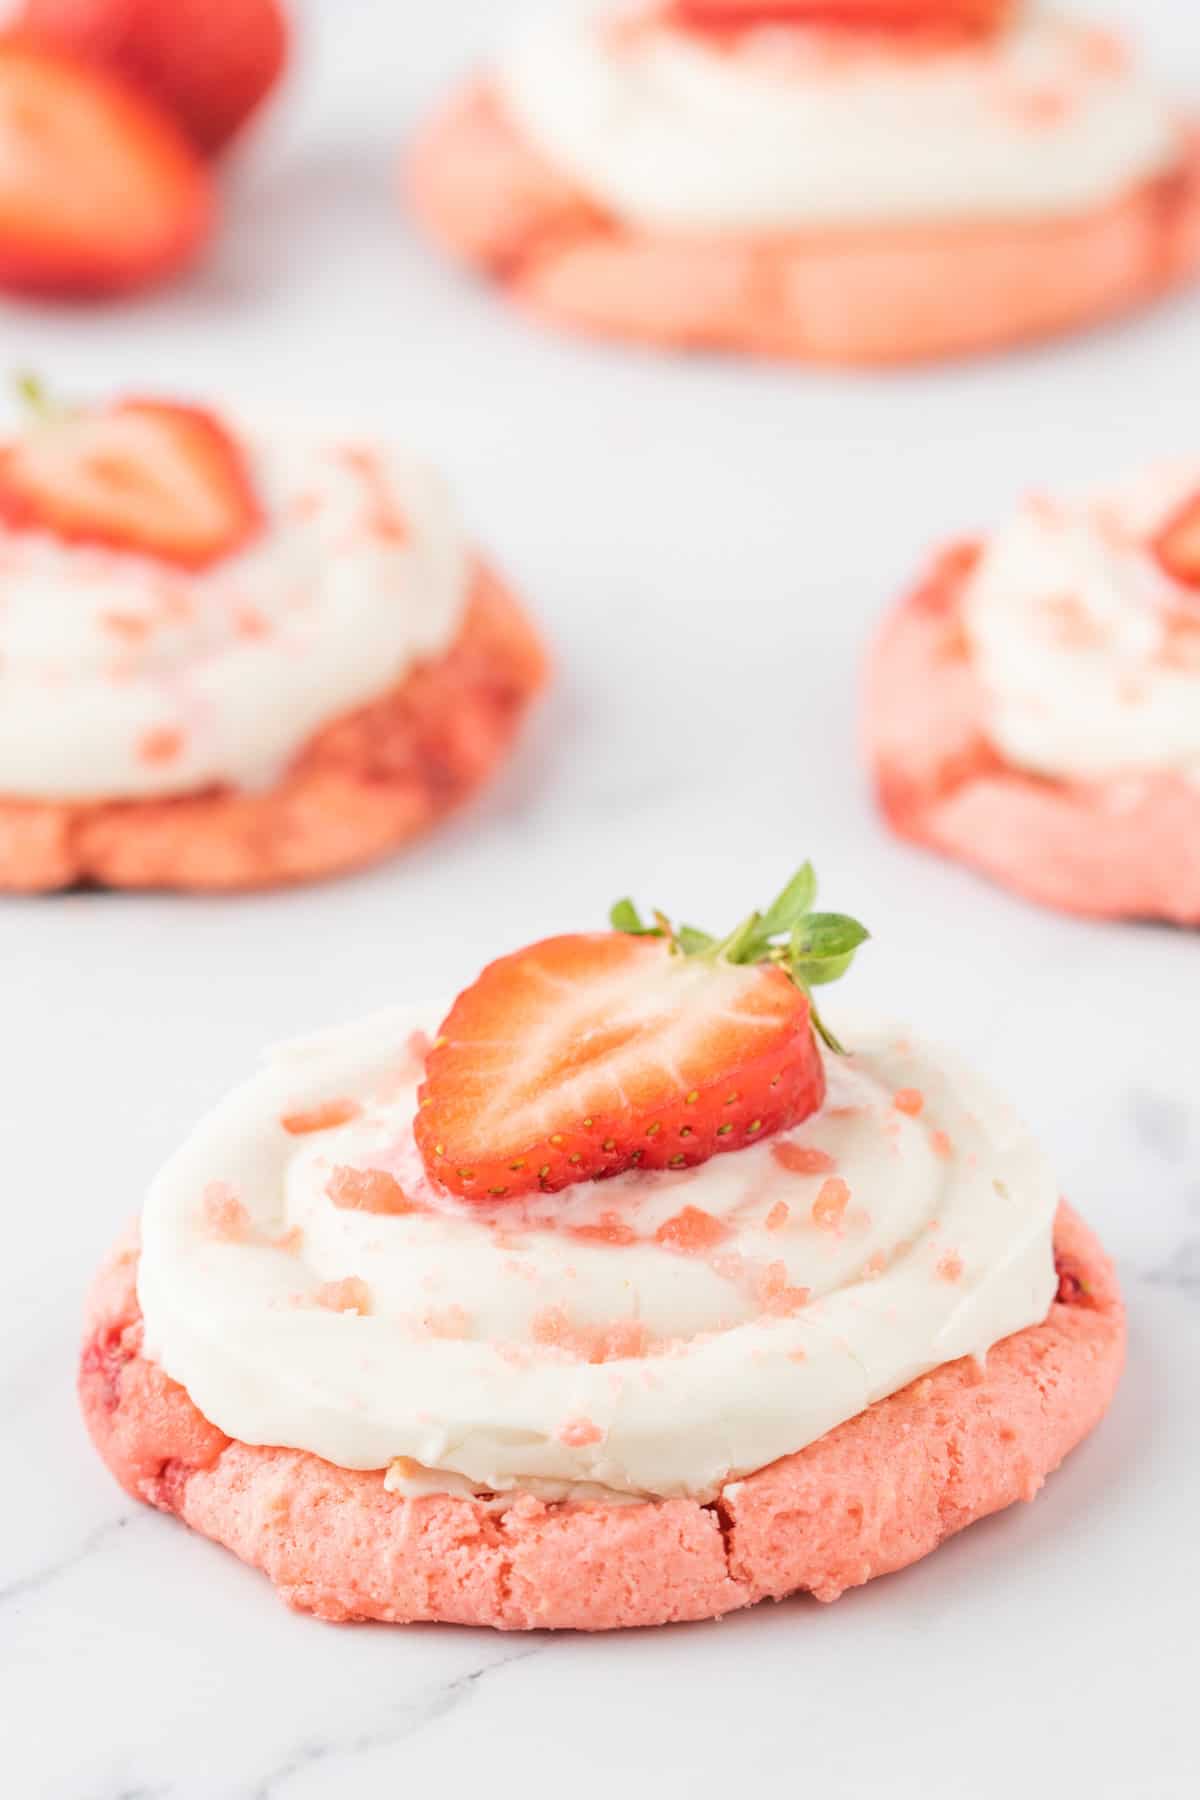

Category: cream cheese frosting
[495, 5, 1181, 232]
[137, 1007, 1059, 1504]
[964, 465, 1200, 783]
[0, 437, 469, 802]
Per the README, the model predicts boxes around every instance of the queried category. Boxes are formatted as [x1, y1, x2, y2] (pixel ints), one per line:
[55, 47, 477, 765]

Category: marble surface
[1, 2, 1199, 1794]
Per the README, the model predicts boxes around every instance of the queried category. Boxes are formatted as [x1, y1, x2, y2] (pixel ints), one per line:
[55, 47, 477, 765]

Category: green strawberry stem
[14, 372, 62, 424]
[609, 861, 869, 1055]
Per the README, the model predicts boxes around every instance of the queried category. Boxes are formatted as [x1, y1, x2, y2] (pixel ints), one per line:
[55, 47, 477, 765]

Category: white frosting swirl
[964, 465, 1200, 783]
[137, 1007, 1058, 1503]
[0, 438, 469, 801]
[496, 6, 1180, 231]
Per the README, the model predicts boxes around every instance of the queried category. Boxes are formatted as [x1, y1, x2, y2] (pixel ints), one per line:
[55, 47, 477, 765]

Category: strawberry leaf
[14, 371, 63, 424]
[790, 914, 870, 986]
[759, 861, 817, 938]
[608, 864, 869, 1054]
[609, 898, 663, 936]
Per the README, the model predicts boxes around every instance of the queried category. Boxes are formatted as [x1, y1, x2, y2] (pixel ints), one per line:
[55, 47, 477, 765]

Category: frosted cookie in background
[408, 0, 1200, 365]
[0, 383, 547, 891]
[867, 465, 1200, 922]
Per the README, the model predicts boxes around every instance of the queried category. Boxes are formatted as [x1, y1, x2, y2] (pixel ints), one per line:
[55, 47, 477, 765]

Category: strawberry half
[671, 1, 1011, 32]
[1153, 491, 1200, 590]
[0, 37, 213, 298]
[0, 391, 263, 567]
[16, 0, 289, 156]
[415, 866, 868, 1201]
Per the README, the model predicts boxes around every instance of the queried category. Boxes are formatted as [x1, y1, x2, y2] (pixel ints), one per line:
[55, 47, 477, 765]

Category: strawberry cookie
[868, 467, 1200, 922]
[0, 383, 546, 892]
[408, 1, 1200, 365]
[81, 866, 1124, 1629]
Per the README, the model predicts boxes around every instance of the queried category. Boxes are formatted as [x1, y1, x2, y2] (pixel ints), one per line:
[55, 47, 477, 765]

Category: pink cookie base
[407, 82, 1200, 366]
[0, 565, 547, 894]
[80, 1204, 1124, 1630]
[867, 543, 1200, 923]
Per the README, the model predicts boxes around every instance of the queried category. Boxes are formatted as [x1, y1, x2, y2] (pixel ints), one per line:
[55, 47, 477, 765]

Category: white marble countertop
[1, 2, 1198, 1794]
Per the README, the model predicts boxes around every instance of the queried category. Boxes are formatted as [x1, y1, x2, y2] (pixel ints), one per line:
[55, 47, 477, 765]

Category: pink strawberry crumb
[339, 446, 410, 544]
[202, 1181, 252, 1242]
[281, 1098, 362, 1136]
[710, 1250, 746, 1285]
[931, 1130, 953, 1159]
[757, 1261, 811, 1318]
[772, 1142, 835, 1175]
[312, 1278, 371, 1314]
[589, 1320, 650, 1363]
[765, 1201, 790, 1233]
[1013, 87, 1073, 128]
[558, 1416, 603, 1449]
[571, 1213, 638, 1247]
[531, 1305, 571, 1348]
[812, 1177, 851, 1230]
[137, 726, 184, 765]
[327, 1166, 417, 1215]
[937, 1251, 965, 1283]
[531, 1306, 650, 1364]
[101, 611, 152, 642]
[655, 1206, 729, 1254]
[1079, 26, 1129, 75]
[893, 1088, 925, 1117]
[234, 605, 271, 640]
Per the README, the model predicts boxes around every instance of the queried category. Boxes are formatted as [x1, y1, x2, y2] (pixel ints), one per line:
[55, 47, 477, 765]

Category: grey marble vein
[0, 1511, 135, 1612]
[246, 1643, 545, 1799]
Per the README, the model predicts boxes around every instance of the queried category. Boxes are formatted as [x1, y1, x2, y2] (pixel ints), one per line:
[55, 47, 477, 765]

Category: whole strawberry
[17, 0, 289, 155]
[0, 38, 213, 298]
[416, 865, 869, 1201]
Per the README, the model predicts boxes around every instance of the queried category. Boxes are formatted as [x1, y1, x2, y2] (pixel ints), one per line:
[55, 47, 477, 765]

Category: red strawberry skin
[0, 37, 212, 297]
[415, 934, 826, 1202]
[0, 399, 262, 568]
[16, 0, 288, 155]
[1154, 493, 1200, 590]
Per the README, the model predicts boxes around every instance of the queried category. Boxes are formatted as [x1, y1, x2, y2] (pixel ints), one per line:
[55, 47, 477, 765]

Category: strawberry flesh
[1153, 492, 1200, 590]
[415, 933, 826, 1201]
[0, 37, 213, 298]
[0, 398, 262, 568]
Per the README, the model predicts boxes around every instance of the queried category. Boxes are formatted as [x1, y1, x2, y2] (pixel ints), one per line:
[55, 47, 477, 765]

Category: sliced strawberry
[1153, 492, 1200, 590]
[416, 933, 826, 1201]
[418, 866, 868, 1204]
[0, 396, 263, 567]
[671, 1, 1010, 33]
[16, 0, 288, 155]
[0, 37, 212, 298]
